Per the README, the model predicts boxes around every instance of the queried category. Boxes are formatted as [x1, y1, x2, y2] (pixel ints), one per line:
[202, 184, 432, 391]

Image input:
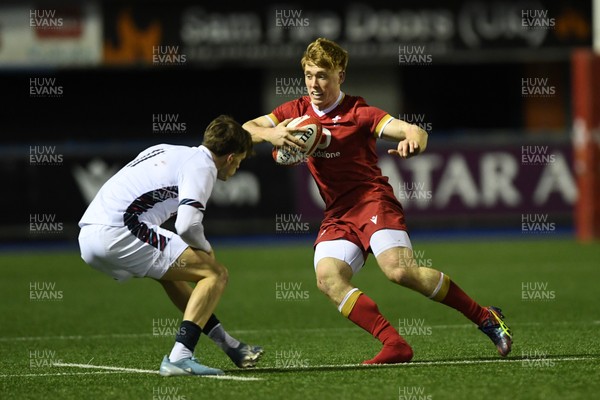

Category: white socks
[168, 342, 193, 363]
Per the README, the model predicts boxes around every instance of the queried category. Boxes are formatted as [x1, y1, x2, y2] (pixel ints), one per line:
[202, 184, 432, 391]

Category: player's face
[304, 63, 344, 111]
[217, 152, 246, 181]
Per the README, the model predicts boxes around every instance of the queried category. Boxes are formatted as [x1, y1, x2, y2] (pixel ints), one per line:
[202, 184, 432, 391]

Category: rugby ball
[272, 115, 323, 166]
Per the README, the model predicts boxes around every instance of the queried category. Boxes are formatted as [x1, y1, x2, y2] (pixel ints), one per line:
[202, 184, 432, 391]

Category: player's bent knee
[377, 247, 419, 285]
[316, 276, 347, 303]
[384, 266, 410, 285]
[213, 263, 229, 286]
[316, 276, 333, 295]
[315, 262, 351, 298]
[164, 248, 229, 283]
[199, 258, 229, 285]
[315, 266, 336, 293]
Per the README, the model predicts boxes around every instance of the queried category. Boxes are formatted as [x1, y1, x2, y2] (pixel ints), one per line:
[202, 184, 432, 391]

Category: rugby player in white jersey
[78, 115, 263, 376]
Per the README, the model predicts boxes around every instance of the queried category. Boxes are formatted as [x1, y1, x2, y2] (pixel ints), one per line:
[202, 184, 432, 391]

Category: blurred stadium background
[1, 0, 599, 246]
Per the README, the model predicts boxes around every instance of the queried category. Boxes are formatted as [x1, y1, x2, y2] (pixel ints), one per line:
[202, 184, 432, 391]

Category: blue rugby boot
[159, 355, 224, 376]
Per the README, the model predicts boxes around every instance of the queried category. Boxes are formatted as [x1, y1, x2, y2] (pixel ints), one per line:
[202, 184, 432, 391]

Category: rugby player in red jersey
[243, 38, 512, 364]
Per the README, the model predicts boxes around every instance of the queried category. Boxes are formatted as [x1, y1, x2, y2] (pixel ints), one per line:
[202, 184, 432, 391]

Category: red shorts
[314, 196, 407, 254]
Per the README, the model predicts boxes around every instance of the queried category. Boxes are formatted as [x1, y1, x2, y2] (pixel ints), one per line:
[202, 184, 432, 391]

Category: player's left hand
[388, 139, 420, 159]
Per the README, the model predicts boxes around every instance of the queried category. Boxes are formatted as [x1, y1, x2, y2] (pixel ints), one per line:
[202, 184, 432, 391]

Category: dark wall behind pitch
[0, 62, 538, 143]
[1, 66, 264, 143]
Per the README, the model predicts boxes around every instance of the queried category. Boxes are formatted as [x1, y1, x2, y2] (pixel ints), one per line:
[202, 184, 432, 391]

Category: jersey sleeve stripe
[265, 113, 278, 127]
[179, 198, 205, 211]
[375, 114, 394, 138]
[122, 186, 178, 251]
[126, 148, 165, 168]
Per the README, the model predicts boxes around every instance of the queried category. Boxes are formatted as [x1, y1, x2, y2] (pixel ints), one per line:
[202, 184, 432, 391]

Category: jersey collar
[199, 145, 216, 165]
[311, 91, 344, 117]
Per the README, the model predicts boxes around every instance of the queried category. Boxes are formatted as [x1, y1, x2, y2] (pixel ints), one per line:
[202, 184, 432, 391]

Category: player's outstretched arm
[380, 119, 428, 159]
[243, 117, 305, 150]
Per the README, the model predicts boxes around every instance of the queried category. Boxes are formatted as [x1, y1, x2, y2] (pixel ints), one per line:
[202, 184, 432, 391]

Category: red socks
[340, 275, 487, 364]
[347, 293, 413, 364]
[441, 281, 489, 326]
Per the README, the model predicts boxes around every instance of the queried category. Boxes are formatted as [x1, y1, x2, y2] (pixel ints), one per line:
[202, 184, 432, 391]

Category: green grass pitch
[1, 238, 599, 399]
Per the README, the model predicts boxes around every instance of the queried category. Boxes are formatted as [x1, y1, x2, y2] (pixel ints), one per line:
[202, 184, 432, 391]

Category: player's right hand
[269, 119, 306, 150]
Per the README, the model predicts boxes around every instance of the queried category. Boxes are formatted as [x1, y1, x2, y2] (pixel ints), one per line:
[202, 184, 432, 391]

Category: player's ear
[338, 70, 345, 84]
[226, 153, 235, 164]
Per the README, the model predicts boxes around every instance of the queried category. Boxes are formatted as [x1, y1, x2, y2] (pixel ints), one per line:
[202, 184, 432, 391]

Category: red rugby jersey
[269, 94, 398, 218]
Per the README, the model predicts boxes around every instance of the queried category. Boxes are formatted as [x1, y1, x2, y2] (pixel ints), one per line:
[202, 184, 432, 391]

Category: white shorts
[78, 224, 189, 282]
[314, 229, 412, 274]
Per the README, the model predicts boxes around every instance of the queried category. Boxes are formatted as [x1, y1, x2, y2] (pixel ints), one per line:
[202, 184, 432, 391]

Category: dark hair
[202, 115, 253, 157]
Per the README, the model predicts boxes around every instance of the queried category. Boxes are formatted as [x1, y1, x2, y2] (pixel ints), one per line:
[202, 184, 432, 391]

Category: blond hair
[301, 37, 348, 72]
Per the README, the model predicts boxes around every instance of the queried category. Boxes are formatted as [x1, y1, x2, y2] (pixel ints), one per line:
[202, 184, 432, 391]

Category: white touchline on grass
[0, 333, 156, 341]
[1, 356, 597, 379]
[54, 362, 159, 374]
[52, 362, 263, 381]
[0, 371, 135, 378]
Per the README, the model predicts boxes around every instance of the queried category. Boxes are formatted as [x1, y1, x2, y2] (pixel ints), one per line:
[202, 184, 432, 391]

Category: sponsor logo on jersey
[311, 128, 341, 159]
[311, 150, 341, 159]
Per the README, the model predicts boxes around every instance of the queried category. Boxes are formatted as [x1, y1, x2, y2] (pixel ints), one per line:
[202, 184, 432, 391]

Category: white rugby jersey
[79, 144, 216, 251]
